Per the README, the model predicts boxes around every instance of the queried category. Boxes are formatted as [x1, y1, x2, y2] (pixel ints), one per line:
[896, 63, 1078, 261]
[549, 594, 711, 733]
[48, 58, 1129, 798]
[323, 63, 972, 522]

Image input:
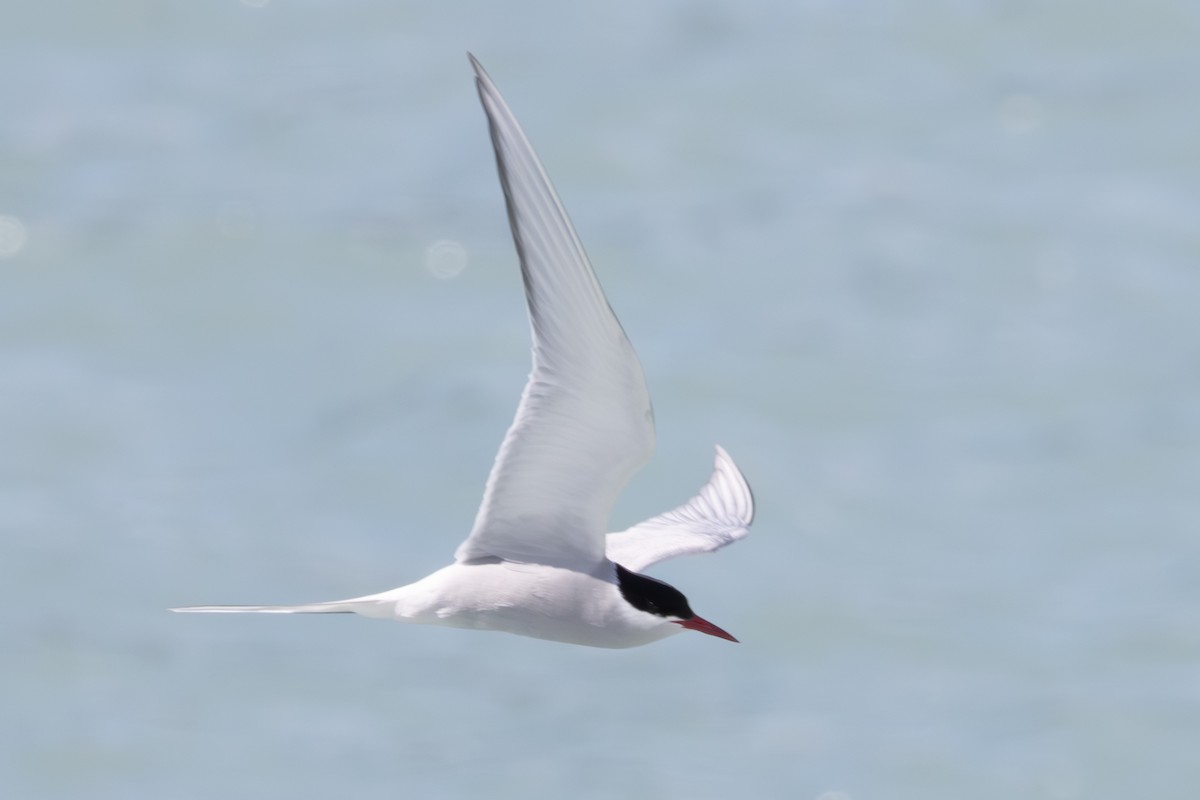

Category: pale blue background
[3, 2, 1198, 799]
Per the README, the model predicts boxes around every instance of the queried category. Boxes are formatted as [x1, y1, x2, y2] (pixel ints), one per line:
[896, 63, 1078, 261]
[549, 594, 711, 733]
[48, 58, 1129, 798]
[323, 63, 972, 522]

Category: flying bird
[172, 55, 754, 648]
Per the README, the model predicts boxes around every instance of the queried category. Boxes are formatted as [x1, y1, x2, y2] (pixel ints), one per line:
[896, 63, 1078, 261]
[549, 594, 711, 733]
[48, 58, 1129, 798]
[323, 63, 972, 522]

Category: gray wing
[605, 446, 753, 572]
[454, 55, 655, 568]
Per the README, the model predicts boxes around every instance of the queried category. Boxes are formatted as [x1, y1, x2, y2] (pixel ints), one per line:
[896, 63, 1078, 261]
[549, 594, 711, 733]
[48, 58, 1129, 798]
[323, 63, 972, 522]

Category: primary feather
[606, 446, 754, 572]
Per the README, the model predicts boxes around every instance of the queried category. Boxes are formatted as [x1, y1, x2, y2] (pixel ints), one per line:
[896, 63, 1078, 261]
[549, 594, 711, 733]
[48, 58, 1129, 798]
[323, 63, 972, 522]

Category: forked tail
[170, 601, 355, 614]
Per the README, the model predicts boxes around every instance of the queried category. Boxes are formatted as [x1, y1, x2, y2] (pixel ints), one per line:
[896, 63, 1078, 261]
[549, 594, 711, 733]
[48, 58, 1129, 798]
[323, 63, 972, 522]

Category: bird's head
[614, 563, 738, 643]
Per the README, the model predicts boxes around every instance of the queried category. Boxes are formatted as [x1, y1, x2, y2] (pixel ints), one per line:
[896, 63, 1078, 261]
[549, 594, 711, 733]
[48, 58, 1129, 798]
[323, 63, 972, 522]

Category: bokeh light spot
[425, 239, 468, 280]
[0, 214, 28, 259]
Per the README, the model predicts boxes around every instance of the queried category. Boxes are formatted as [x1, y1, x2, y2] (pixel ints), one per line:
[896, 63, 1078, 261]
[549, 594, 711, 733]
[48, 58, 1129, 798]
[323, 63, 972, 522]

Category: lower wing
[605, 445, 754, 573]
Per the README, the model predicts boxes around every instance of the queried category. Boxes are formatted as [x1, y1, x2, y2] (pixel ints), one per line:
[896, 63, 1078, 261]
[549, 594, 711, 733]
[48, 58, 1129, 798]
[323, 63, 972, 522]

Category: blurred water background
[3, 1, 1199, 799]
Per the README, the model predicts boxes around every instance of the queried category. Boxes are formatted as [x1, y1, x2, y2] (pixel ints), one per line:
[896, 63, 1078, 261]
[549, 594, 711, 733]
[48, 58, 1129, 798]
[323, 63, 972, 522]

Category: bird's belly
[397, 561, 678, 649]
[439, 604, 674, 649]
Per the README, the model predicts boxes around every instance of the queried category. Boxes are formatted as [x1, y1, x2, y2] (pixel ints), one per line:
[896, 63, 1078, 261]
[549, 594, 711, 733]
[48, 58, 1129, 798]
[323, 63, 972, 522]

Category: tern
[172, 55, 754, 648]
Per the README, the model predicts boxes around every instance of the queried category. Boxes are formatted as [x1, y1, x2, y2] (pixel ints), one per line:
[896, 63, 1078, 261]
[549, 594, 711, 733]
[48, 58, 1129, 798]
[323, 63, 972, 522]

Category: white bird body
[383, 562, 668, 648]
[173, 55, 754, 649]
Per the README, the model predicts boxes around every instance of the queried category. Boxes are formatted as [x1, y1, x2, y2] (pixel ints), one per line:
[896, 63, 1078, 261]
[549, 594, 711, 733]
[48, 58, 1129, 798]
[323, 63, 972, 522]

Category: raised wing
[605, 446, 753, 572]
[454, 55, 656, 568]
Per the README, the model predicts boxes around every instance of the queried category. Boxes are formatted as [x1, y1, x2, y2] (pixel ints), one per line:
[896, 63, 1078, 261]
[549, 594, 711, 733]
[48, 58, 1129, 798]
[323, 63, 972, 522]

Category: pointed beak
[675, 615, 739, 643]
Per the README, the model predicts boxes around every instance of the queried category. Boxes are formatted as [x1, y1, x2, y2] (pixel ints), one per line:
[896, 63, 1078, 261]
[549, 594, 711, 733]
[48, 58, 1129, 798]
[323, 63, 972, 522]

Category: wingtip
[711, 444, 755, 526]
[713, 444, 738, 474]
[466, 52, 488, 81]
